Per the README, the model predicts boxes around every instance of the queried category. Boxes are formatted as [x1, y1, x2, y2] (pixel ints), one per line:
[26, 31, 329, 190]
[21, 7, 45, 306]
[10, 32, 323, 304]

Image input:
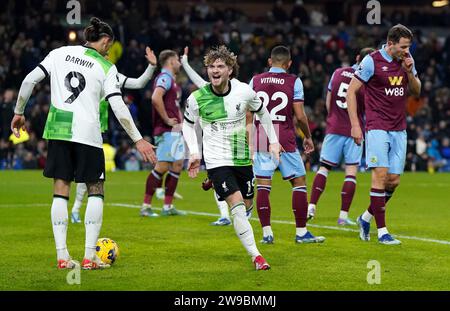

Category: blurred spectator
[22, 151, 37, 169]
[0, 89, 15, 140]
[440, 138, 450, 172]
[272, 0, 288, 22]
[291, 0, 309, 25]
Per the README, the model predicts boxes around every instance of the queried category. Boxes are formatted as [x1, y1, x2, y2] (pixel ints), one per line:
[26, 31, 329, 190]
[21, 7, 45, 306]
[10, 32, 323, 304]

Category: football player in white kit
[11, 17, 156, 270]
[70, 46, 158, 224]
[182, 46, 281, 270]
[181, 47, 233, 226]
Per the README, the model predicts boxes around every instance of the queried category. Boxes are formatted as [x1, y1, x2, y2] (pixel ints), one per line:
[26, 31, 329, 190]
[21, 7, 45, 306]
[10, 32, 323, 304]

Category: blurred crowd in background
[1, 0, 450, 172]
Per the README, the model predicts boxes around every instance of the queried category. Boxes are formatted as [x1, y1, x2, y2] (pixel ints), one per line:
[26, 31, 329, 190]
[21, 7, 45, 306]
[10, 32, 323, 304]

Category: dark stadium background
[1, 0, 449, 172]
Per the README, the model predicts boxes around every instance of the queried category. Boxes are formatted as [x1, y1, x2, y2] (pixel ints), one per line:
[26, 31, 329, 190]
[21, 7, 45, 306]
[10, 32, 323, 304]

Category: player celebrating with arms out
[181, 46, 233, 226]
[182, 46, 281, 270]
[347, 24, 421, 245]
[308, 47, 375, 226]
[250, 45, 324, 244]
[11, 17, 156, 269]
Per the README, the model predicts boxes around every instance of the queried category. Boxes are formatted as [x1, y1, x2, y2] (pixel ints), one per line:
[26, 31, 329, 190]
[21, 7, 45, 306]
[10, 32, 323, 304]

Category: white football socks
[296, 227, 308, 237]
[214, 191, 230, 219]
[378, 227, 389, 238]
[84, 196, 103, 259]
[231, 202, 260, 259]
[362, 210, 373, 223]
[262, 226, 273, 237]
[51, 196, 70, 260]
[72, 183, 87, 214]
[339, 210, 348, 220]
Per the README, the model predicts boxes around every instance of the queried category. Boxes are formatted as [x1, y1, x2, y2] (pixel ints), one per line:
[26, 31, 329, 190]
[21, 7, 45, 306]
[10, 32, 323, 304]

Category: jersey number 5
[64, 71, 86, 104]
[255, 91, 288, 121]
[336, 82, 349, 109]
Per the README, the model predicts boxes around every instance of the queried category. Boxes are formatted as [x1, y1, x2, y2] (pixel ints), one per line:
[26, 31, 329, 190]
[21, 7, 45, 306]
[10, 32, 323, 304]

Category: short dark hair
[359, 47, 376, 60]
[270, 45, 291, 64]
[387, 24, 413, 43]
[84, 17, 114, 42]
[159, 50, 178, 67]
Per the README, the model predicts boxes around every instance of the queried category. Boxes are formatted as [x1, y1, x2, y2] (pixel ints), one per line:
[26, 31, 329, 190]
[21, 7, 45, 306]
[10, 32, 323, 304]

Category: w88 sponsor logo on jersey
[384, 87, 405, 96]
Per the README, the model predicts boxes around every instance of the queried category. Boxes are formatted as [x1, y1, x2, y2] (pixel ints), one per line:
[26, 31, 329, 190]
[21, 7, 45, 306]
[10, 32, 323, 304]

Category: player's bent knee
[290, 176, 306, 187]
[170, 161, 184, 173]
[386, 177, 400, 190]
[256, 178, 272, 186]
[319, 163, 333, 171]
[225, 191, 243, 207]
[345, 165, 358, 176]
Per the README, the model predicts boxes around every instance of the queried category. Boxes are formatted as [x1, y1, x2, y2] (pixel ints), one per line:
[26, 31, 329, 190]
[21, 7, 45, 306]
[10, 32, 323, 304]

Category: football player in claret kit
[182, 46, 281, 270]
[250, 45, 324, 244]
[347, 24, 421, 245]
[10, 17, 156, 269]
[308, 47, 375, 226]
[141, 50, 186, 217]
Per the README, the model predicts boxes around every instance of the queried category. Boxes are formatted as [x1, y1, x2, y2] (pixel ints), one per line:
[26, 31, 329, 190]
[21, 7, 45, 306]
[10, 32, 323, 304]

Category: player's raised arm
[182, 95, 201, 178]
[11, 56, 50, 137]
[181, 46, 208, 88]
[119, 46, 157, 89]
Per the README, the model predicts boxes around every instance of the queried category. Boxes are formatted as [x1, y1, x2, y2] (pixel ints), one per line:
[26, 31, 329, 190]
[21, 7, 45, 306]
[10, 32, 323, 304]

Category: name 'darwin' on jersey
[65, 55, 95, 69]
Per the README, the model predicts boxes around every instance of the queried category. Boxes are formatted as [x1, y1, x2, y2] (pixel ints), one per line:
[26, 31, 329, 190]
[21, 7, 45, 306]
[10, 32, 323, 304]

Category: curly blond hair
[204, 45, 239, 78]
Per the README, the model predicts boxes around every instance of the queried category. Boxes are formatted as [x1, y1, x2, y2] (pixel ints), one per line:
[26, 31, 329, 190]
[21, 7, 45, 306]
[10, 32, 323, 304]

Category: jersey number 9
[64, 71, 86, 104]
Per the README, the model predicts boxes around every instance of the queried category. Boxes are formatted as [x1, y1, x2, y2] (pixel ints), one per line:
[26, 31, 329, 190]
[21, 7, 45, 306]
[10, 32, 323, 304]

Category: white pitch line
[1, 202, 450, 246]
[110, 203, 450, 246]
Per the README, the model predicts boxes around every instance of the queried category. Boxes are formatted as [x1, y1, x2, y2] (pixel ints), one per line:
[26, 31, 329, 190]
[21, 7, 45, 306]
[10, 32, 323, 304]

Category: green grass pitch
[0, 170, 449, 290]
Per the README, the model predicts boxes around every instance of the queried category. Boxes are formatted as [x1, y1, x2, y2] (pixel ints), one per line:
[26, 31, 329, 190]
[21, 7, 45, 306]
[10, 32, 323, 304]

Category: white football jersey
[40, 45, 121, 148]
[184, 79, 263, 169]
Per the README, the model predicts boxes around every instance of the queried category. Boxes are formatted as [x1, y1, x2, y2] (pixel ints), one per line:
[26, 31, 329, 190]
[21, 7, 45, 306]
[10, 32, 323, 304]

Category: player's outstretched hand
[136, 139, 157, 165]
[351, 126, 363, 146]
[10, 114, 26, 138]
[303, 137, 314, 155]
[145, 47, 157, 66]
[187, 154, 201, 178]
[269, 143, 282, 163]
